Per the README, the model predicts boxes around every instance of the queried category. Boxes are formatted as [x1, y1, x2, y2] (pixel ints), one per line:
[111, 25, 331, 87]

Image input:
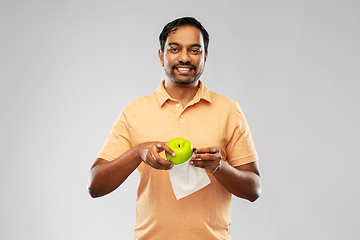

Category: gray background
[1, 0, 359, 239]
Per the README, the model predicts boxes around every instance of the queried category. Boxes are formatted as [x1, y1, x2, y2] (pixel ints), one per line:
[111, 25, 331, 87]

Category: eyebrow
[168, 42, 202, 48]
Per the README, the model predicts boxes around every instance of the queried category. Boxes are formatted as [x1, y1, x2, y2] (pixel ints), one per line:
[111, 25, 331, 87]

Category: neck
[164, 79, 199, 107]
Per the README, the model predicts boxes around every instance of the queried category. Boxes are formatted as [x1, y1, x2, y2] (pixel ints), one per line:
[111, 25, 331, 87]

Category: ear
[158, 49, 164, 67]
[204, 52, 208, 63]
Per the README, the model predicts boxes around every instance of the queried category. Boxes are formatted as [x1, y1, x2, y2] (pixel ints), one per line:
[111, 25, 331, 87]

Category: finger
[194, 147, 220, 154]
[149, 145, 173, 170]
[155, 155, 174, 170]
[190, 159, 218, 169]
[145, 150, 162, 169]
[156, 142, 176, 157]
[193, 152, 222, 161]
[143, 147, 166, 169]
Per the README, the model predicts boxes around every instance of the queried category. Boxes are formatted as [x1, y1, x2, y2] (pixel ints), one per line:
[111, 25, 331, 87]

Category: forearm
[88, 147, 142, 198]
[213, 160, 261, 202]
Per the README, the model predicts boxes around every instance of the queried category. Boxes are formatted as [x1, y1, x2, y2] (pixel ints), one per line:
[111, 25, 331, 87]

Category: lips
[176, 67, 191, 74]
[173, 65, 195, 74]
[177, 67, 191, 71]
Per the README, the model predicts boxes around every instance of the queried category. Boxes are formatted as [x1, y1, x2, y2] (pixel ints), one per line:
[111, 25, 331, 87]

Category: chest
[127, 102, 231, 153]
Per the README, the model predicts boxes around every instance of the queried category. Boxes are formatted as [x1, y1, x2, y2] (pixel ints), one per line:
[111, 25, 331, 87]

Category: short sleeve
[97, 111, 132, 161]
[226, 102, 258, 167]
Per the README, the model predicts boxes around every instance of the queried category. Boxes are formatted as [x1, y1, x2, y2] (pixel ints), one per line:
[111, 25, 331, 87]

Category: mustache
[171, 63, 197, 70]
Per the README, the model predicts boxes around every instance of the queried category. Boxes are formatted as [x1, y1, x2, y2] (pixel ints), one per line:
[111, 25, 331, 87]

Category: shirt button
[176, 104, 180, 108]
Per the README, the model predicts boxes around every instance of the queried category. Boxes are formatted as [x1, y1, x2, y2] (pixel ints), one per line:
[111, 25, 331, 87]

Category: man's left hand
[189, 147, 223, 173]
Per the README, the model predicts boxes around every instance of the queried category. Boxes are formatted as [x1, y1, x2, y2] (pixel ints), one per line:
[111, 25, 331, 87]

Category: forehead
[166, 25, 204, 46]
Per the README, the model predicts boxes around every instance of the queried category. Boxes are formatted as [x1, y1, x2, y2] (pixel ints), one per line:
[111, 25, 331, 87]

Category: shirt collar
[155, 80, 212, 107]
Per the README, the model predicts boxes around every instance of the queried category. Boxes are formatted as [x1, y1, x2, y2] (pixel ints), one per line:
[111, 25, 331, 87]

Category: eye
[169, 47, 179, 53]
[190, 49, 201, 54]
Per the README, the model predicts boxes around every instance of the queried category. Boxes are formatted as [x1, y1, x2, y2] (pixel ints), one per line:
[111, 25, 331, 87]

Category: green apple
[166, 137, 193, 165]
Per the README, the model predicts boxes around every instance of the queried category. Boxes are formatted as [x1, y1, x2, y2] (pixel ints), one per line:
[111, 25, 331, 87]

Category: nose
[178, 50, 190, 63]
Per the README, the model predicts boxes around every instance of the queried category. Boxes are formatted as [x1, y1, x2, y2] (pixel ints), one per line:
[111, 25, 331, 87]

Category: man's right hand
[137, 142, 175, 170]
[89, 141, 176, 198]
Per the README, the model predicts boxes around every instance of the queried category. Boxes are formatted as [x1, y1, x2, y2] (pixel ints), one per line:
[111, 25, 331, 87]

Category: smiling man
[159, 24, 207, 108]
[88, 17, 261, 239]
[161, 25, 206, 85]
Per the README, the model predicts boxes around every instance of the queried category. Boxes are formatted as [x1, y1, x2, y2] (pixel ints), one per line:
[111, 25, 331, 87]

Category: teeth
[177, 68, 190, 71]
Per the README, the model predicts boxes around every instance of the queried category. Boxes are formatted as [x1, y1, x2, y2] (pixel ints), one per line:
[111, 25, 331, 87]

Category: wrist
[210, 160, 222, 174]
[134, 144, 146, 164]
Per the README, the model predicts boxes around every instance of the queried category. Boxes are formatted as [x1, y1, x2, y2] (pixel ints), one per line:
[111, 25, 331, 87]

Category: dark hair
[159, 17, 209, 54]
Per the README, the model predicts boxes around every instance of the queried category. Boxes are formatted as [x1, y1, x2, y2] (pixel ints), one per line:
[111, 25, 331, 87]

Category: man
[88, 17, 261, 239]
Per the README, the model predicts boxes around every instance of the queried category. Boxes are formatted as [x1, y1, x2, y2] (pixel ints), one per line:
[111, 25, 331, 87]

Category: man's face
[159, 25, 207, 85]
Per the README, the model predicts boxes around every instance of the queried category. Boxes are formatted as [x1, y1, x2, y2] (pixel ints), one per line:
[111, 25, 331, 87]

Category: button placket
[172, 101, 183, 119]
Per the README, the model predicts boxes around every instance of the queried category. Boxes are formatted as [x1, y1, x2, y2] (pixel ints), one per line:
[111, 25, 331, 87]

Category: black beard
[165, 71, 198, 85]
[164, 64, 204, 85]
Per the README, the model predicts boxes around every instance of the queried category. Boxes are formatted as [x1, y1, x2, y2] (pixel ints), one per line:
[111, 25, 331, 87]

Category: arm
[88, 142, 175, 198]
[214, 160, 261, 202]
[190, 147, 261, 202]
